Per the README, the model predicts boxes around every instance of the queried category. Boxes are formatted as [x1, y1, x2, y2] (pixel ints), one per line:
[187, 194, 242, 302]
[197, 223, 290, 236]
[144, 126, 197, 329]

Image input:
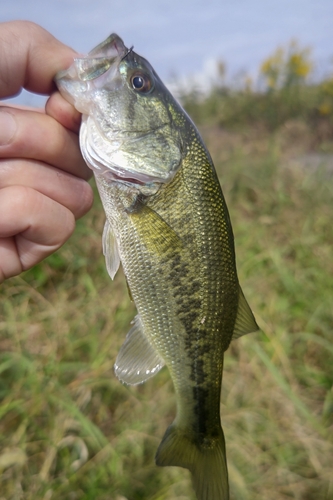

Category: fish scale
[55, 32, 259, 500]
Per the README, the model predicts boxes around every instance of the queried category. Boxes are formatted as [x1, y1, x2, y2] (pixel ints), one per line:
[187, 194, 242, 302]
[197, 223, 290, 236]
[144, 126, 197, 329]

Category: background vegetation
[1, 42, 333, 499]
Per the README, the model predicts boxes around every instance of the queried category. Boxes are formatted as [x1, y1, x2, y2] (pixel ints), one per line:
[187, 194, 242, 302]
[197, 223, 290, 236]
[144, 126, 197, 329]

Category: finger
[0, 106, 91, 180]
[0, 237, 23, 282]
[0, 159, 93, 220]
[46, 92, 82, 134]
[0, 21, 77, 97]
[0, 185, 76, 281]
[0, 102, 45, 112]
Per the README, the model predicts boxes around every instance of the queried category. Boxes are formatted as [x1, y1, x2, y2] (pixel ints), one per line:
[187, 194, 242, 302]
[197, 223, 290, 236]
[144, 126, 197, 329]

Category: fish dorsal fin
[114, 315, 165, 385]
[232, 286, 259, 340]
[102, 219, 120, 280]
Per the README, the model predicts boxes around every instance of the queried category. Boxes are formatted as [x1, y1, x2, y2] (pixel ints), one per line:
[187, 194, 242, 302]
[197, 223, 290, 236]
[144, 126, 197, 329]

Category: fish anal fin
[114, 315, 165, 385]
[156, 424, 229, 500]
[102, 219, 120, 280]
[232, 286, 259, 340]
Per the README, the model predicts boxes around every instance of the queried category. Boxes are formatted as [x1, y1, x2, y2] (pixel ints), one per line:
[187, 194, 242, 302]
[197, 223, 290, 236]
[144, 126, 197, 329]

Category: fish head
[55, 34, 184, 190]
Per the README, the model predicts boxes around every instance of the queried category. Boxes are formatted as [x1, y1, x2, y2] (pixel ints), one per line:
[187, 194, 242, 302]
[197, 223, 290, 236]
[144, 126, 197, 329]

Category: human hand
[0, 21, 93, 283]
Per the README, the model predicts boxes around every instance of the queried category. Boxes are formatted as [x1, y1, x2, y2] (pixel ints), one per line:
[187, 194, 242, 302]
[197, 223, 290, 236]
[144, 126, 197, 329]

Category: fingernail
[0, 110, 17, 146]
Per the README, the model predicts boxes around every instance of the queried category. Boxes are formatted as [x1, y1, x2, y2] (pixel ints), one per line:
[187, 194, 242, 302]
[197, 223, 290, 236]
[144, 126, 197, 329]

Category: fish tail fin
[155, 423, 229, 500]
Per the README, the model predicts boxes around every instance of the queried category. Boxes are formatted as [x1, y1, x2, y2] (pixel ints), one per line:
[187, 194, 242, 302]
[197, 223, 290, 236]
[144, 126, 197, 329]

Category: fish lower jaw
[91, 163, 162, 195]
[81, 148, 161, 187]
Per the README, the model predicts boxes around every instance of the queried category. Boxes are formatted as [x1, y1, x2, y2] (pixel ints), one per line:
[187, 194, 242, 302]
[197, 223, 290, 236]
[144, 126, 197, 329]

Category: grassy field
[1, 49, 333, 499]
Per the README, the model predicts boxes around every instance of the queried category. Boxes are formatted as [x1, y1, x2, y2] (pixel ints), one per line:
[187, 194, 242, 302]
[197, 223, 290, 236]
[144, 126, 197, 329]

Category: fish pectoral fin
[232, 286, 259, 340]
[102, 219, 120, 280]
[129, 204, 183, 256]
[114, 315, 165, 385]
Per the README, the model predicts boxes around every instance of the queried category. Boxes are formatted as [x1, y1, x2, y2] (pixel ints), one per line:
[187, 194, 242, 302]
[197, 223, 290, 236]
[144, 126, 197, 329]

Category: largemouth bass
[56, 34, 258, 500]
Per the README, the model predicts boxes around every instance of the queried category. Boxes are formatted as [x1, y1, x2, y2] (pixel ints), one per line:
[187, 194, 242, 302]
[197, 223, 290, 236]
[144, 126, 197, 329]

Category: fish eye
[131, 73, 152, 93]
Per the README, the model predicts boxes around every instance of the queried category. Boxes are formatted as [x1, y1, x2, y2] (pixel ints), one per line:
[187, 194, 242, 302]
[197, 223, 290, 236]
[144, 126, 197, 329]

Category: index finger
[0, 21, 77, 98]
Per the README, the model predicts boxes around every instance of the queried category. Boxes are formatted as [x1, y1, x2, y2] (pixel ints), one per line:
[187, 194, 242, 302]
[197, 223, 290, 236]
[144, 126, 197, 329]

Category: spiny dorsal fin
[114, 315, 165, 385]
[102, 219, 120, 280]
[232, 286, 259, 340]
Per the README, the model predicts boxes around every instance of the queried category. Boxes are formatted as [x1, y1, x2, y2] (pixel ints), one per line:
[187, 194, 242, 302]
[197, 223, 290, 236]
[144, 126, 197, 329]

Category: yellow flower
[318, 102, 332, 116]
[288, 53, 312, 78]
[260, 40, 312, 90]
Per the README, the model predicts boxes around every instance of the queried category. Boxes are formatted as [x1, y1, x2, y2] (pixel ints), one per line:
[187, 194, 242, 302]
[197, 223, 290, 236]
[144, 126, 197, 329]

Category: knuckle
[0, 108, 18, 148]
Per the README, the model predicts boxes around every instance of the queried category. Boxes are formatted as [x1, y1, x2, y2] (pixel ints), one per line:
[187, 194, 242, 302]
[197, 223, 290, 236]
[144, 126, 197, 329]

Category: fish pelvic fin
[155, 424, 229, 500]
[114, 315, 165, 385]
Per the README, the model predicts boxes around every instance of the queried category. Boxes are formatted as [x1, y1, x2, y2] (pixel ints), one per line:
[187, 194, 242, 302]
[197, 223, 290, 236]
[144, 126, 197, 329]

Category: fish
[55, 34, 259, 500]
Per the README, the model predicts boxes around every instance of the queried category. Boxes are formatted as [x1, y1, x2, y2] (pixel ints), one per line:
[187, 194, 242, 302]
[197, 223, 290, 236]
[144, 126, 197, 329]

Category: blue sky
[1, 0, 332, 103]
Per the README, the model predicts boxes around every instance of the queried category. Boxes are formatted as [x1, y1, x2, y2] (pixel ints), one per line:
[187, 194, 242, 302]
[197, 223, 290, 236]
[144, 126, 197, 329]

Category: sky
[1, 0, 333, 104]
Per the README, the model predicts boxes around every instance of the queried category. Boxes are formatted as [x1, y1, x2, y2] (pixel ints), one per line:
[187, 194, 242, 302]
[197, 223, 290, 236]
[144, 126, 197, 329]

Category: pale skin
[0, 21, 94, 283]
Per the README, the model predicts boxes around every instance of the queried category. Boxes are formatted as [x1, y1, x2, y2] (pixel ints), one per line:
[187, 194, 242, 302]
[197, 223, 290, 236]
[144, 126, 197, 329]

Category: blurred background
[1, 2, 333, 500]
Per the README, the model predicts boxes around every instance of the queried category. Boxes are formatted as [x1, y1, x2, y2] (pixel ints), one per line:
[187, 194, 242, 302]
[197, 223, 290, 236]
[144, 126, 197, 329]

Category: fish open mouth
[87, 33, 128, 60]
[55, 34, 129, 113]
[56, 34, 127, 83]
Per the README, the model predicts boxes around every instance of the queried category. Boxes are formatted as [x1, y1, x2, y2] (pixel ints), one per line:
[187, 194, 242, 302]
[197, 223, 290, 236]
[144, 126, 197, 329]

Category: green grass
[1, 109, 333, 498]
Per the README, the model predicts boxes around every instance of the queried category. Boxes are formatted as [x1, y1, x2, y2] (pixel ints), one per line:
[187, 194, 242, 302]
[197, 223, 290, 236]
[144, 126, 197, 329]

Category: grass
[1, 83, 333, 498]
